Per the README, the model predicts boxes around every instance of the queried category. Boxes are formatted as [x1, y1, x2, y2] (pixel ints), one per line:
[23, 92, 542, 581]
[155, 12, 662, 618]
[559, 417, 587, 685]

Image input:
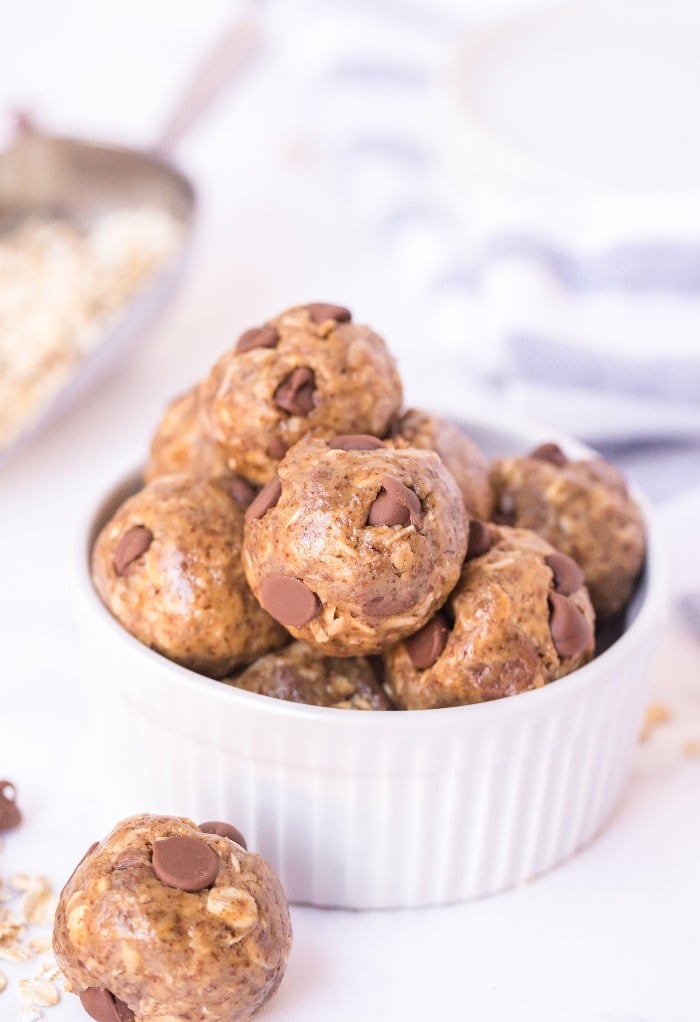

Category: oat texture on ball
[91, 474, 288, 677]
[198, 303, 403, 484]
[52, 814, 292, 1022]
[242, 435, 468, 656]
[145, 385, 233, 484]
[489, 443, 646, 620]
[384, 525, 595, 709]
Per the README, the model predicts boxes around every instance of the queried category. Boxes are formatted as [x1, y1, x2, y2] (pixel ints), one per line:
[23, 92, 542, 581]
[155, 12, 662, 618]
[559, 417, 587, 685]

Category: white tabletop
[2, 3, 700, 1021]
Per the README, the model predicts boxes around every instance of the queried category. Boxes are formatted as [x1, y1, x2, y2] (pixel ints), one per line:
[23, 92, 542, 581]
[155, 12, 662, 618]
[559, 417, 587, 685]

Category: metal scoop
[0, 17, 260, 464]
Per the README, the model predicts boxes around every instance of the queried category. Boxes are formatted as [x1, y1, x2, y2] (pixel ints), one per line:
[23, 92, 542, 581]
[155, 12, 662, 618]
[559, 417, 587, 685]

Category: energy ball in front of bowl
[384, 523, 595, 709]
[489, 442, 646, 621]
[242, 434, 469, 656]
[198, 303, 403, 485]
[91, 474, 288, 677]
[53, 814, 292, 1022]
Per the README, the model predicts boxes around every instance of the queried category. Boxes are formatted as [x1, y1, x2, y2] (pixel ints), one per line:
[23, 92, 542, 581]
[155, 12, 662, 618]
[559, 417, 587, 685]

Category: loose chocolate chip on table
[113, 526, 153, 576]
[329, 434, 385, 451]
[151, 835, 219, 892]
[245, 475, 282, 521]
[305, 303, 352, 325]
[0, 780, 21, 831]
[528, 442, 568, 467]
[545, 552, 584, 596]
[199, 821, 247, 850]
[235, 325, 279, 354]
[549, 593, 594, 658]
[465, 520, 492, 561]
[228, 476, 258, 507]
[274, 367, 316, 416]
[79, 988, 134, 1022]
[404, 611, 450, 670]
[367, 476, 422, 529]
[260, 574, 321, 628]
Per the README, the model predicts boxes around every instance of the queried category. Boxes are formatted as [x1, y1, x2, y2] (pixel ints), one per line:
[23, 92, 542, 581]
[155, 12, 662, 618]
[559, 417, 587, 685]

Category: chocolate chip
[549, 593, 594, 658]
[79, 988, 134, 1022]
[545, 552, 584, 596]
[228, 476, 258, 507]
[465, 520, 492, 561]
[404, 611, 450, 670]
[151, 835, 219, 892]
[528, 442, 568, 467]
[260, 574, 321, 628]
[235, 326, 279, 353]
[267, 435, 288, 461]
[113, 526, 153, 576]
[113, 848, 142, 871]
[367, 476, 421, 529]
[305, 303, 352, 325]
[329, 434, 385, 451]
[199, 821, 247, 850]
[245, 475, 282, 521]
[0, 780, 21, 831]
[274, 367, 316, 416]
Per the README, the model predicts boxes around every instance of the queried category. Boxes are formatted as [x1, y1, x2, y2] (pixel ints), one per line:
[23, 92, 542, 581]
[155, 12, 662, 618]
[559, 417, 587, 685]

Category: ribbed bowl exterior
[79, 418, 665, 909]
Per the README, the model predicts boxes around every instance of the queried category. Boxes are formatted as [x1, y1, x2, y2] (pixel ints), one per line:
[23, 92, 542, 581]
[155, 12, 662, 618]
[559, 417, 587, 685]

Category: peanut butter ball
[226, 640, 393, 709]
[384, 525, 595, 709]
[389, 408, 493, 519]
[198, 303, 403, 484]
[145, 386, 233, 485]
[242, 435, 468, 656]
[489, 443, 646, 620]
[53, 814, 292, 1022]
[91, 475, 287, 677]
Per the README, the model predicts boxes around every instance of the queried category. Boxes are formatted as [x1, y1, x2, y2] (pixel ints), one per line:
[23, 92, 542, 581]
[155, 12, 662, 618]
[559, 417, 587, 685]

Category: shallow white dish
[77, 413, 665, 909]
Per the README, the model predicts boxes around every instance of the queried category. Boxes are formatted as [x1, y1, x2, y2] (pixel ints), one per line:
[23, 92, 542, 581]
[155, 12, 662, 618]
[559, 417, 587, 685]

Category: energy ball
[91, 475, 287, 677]
[242, 435, 468, 656]
[389, 408, 493, 519]
[384, 524, 595, 709]
[53, 814, 292, 1022]
[198, 303, 403, 484]
[489, 442, 646, 620]
[145, 385, 232, 484]
[225, 640, 393, 710]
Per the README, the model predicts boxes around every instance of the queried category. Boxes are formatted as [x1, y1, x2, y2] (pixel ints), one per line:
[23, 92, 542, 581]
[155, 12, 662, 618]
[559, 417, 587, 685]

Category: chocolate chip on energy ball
[199, 821, 247, 850]
[274, 367, 316, 416]
[549, 592, 594, 657]
[228, 476, 258, 507]
[79, 987, 134, 1022]
[404, 611, 450, 670]
[305, 302, 352, 325]
[528, 442, 568, 467]
[329, 434, 385, 451]
[367, 476, 422, 529]
[260, 574, 321, 628]
[267, 435, 288, 461]
[113, 525, 153, 576]
[465, 520, 492, 561]
[545, 552, 584, 596]
[245, 475, 282, 521]
[235, 325, 279, 354]
[0, 780, 21, 831]
[151, 835, 220, 892]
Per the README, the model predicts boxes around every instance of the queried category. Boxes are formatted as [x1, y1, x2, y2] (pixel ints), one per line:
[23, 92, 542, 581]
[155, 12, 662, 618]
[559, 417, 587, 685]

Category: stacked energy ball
[92, 303, 646, 710]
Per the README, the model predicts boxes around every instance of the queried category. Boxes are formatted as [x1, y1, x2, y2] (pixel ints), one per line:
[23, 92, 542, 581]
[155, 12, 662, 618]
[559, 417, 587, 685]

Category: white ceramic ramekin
[77, 413, 665, 909]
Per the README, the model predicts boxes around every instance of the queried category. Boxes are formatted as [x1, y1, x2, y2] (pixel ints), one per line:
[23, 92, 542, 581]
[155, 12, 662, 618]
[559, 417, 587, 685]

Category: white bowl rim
[77, 409, 667, 732]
